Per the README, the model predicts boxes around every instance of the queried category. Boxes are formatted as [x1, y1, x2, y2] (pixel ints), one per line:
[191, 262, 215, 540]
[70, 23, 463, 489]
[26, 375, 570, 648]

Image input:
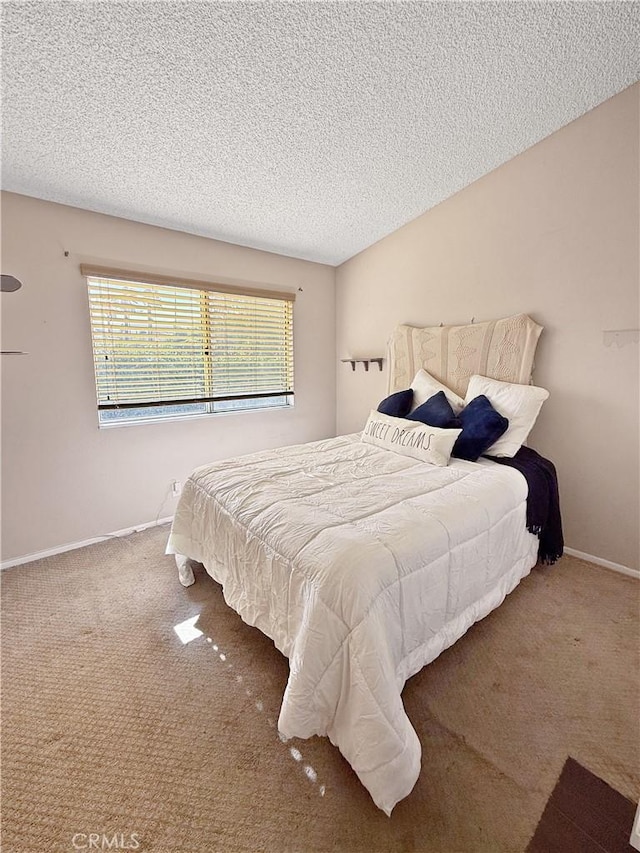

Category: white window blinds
[84, 269, 294, 412]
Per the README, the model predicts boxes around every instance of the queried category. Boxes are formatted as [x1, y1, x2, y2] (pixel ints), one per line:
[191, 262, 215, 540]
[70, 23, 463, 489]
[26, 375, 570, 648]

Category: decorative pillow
[361, 410, 461, 467]
[410, 369, 465, 414]
[465, 375, 549, 458]
[406, 391, 457, 428]
[451, 395, 509, 462]
[377, 388, 413, 418]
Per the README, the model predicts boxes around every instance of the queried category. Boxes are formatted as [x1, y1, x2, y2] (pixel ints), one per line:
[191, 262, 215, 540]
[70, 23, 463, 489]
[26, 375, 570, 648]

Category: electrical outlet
[171, 480, 183, 497]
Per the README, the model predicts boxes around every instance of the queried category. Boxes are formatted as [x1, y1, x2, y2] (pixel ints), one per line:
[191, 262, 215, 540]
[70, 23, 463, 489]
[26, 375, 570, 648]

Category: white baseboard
[0, 516, 174, 571]
[564, 547, 639, 580]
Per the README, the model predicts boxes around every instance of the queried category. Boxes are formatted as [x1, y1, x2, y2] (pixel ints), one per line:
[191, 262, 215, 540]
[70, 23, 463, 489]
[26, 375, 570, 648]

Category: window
[83, 265, 294, 425]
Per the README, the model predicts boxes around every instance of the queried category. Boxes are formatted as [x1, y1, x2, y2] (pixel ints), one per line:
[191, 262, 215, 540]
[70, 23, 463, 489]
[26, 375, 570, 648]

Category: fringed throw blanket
[488, 446, 564, 565]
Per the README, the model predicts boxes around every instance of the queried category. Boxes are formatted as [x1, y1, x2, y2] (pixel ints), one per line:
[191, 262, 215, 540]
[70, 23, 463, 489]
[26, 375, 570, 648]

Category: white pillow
[361, 410, 461, 467]
[410, 368, 465, 414]
[465, 375, 549, 457]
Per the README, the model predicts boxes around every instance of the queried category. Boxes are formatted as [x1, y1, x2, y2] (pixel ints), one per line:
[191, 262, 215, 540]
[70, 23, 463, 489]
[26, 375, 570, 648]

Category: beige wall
[1, 193, 336, 563]
[3, 85, 638, 570]
[336, 84, 639, 570]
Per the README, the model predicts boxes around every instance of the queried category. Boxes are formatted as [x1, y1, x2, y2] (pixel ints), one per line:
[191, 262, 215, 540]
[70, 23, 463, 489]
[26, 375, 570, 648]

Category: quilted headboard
[387, 313, 543, 397]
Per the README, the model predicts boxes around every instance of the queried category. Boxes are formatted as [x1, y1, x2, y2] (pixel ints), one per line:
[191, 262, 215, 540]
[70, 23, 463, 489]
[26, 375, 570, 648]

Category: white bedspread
[166, 434, 538, 814]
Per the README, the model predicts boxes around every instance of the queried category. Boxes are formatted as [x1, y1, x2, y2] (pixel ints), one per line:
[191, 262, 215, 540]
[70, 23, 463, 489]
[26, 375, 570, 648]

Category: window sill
[97, 402, 294, 429]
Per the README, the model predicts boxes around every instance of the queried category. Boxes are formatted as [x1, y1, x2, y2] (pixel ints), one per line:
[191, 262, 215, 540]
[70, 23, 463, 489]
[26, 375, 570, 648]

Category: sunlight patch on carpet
[173, 615, 203, 644]
[201, 630, 328, 800]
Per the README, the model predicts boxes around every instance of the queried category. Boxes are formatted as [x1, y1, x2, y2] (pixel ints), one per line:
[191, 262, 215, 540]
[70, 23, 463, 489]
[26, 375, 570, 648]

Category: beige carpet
[2, 525, 638, 853]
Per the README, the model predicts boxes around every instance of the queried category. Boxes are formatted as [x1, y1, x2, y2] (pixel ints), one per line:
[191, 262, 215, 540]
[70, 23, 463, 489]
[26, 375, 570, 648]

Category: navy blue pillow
[452, 395, 509, 461]
[377, 388, 413, 417]
[406, 391, 456, 428]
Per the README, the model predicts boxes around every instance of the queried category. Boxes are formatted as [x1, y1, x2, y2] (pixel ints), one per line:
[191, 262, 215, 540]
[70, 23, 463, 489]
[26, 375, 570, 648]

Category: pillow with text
[361, 410, 461, 467]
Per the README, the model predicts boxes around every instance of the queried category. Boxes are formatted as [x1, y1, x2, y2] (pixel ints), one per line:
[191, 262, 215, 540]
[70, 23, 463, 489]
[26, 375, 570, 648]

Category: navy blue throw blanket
[486, 446, 564, 565]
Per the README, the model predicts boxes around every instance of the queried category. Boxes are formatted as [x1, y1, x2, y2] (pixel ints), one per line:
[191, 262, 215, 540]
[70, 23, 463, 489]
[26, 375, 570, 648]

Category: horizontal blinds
[87, 276, 294, 409]
[80, 264, 296, 303]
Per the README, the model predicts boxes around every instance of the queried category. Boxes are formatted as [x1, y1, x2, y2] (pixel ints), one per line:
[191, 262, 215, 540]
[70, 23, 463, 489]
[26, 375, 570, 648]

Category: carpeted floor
[1, 525, 638, 853]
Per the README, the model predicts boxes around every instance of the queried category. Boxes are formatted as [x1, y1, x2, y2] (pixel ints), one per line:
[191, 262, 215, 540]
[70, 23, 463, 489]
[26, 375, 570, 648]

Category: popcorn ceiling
[2, 1, 639, 265]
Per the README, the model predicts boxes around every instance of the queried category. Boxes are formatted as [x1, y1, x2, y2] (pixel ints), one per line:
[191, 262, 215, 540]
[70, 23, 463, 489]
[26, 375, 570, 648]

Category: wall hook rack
[341, 358, 384, 372]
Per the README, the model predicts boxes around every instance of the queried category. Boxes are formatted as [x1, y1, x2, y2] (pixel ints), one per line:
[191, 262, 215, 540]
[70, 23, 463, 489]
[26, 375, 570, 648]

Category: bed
[166, 313, 556, 815]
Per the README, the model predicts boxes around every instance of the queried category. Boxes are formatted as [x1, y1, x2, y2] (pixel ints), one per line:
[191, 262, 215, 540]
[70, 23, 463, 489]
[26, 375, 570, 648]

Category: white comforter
[166, 434, 538, 814]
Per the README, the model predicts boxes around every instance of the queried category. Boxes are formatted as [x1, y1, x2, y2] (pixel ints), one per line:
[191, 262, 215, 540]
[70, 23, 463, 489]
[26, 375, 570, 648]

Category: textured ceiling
[2, 2, 639, 266]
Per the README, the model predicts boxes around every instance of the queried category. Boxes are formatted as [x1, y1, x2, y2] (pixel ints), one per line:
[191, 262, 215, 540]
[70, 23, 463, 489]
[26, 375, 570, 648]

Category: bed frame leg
[175, 554, 196, 587]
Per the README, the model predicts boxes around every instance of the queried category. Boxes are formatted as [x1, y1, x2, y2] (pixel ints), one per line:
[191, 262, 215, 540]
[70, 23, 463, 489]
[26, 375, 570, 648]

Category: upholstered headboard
[387, 313, 543, 397]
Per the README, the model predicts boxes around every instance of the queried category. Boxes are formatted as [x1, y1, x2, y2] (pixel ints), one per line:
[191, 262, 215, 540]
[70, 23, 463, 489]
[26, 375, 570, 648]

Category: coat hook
[470, 316, 475, 324]
[64, 251, 70, 257]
